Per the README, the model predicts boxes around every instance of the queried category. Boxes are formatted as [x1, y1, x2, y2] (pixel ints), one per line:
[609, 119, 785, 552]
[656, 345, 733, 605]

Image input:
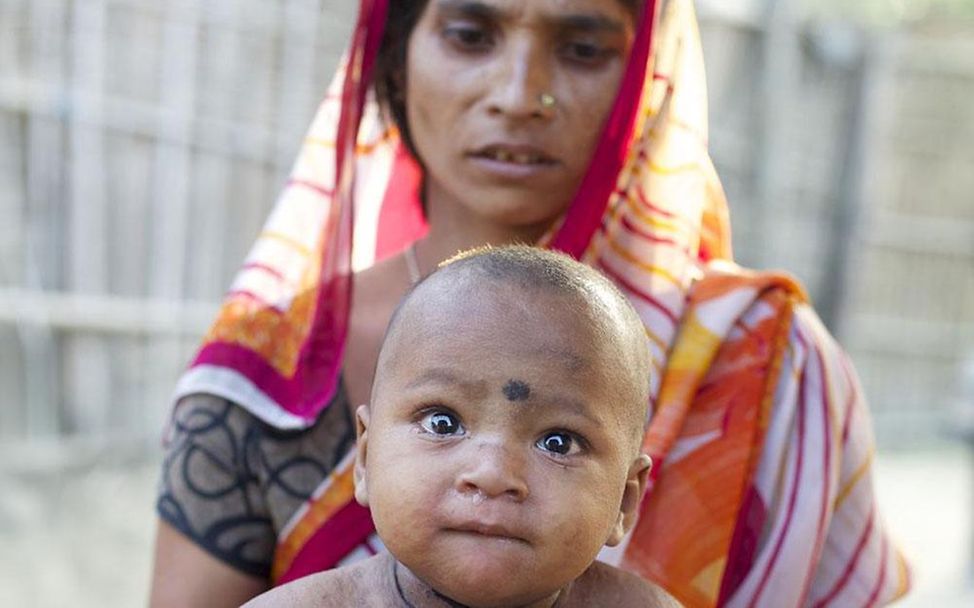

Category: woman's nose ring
[539, 93, 557, 109]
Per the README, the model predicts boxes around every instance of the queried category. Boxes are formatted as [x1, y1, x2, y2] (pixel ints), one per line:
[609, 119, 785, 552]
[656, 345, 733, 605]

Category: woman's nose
[456, 441, 529, 501]
[486, 39, 554, 120]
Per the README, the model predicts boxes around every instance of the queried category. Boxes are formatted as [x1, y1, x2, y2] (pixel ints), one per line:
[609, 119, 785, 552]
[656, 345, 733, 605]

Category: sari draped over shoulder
[170, 0, 909, 605]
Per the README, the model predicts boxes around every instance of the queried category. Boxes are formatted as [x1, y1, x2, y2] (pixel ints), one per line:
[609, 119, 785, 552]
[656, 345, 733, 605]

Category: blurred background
[0, 0, 971, 605]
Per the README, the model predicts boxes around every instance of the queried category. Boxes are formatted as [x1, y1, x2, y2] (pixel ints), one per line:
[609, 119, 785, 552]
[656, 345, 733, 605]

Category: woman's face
[405, 0, 637, 231]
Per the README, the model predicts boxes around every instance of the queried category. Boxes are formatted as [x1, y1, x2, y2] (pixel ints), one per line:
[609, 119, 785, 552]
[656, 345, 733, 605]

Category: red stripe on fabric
[297, 0, 388, 427]
[287, 178, 335, 198]
[748, 363, 808, 607]
[863, 533, 890, 607]
[811, 508, 876, 608]
[800, 345, 835, 602]
[631, 186, 678, 219]
[838, 354, 858, 448]
[242, 262, 287, 283]
[718, 486, 768, 604]
[276, 501, 375, 585]
[840, 389, 856, 447]
[731, 317, 760, 343]
[224, 290, 284, 312]
[298, 271, 352, 420]
[550, 0, 659, 257]
[597, 260, 678, 324]
[619, 214, 690, 254]
[647, 455, 665, 484]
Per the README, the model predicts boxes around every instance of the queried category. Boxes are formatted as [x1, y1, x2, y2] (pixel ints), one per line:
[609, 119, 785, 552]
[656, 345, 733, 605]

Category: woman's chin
[434, 182, 569, 234]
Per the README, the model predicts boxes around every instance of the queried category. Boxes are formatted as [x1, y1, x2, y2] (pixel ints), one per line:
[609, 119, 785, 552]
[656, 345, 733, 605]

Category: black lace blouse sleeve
[156, 394, 277, 577]
[156, 388, 358, 578]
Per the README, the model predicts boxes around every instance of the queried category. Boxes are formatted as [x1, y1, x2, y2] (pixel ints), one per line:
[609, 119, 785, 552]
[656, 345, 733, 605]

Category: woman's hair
[374, 0, 427, 159]
[372, 0, 643, 160]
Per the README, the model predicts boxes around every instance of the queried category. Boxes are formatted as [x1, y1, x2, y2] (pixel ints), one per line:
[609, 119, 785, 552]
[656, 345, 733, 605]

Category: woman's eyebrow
[555, 14, 627, 34]
[433, 0, 627, 34]
[434, 0, 500, 21]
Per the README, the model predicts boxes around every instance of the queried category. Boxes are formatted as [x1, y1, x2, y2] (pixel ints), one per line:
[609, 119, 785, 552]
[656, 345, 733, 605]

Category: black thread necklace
[392, 561, 471, 608]
[393, 559, 418, 608]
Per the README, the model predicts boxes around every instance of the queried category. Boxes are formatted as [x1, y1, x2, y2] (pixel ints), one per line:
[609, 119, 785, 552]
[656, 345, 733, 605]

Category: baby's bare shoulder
[243, 554, 392, 607]
[568, 561, 683, 607]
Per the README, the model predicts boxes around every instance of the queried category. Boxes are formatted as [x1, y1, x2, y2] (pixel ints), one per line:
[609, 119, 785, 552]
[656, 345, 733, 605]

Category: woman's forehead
[422, 0, 637, 23]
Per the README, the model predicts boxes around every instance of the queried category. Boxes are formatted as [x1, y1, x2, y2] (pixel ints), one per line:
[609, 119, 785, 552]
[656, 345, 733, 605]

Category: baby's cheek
[370, 480, 432, 556]
[585, 475, 629, 535]
[555, 490, 614, 546]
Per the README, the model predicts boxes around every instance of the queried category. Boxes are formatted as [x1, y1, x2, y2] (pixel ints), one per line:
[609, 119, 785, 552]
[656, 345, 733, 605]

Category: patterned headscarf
[174, 0, 909, 605]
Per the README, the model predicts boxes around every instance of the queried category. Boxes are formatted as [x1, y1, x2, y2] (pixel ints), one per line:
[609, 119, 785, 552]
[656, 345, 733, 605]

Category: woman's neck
[419, 181, 556, 269]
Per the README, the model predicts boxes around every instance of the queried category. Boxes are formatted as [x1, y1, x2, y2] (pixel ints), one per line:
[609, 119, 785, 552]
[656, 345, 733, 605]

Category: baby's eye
[537, 432, 580, 456]
[420, 411, 464, 436]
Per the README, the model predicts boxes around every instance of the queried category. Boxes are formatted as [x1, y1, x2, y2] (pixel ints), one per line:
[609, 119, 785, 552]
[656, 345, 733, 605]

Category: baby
[246, 245, 679, 607]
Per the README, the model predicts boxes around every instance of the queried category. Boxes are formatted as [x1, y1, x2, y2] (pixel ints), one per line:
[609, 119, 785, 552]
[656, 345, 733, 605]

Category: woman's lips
[467, 144, 559, 181]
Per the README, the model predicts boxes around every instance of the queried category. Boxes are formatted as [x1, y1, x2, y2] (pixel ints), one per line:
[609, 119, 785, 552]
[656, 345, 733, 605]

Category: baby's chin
[419, 574, 562, 608]
[403, 544, 572, 608]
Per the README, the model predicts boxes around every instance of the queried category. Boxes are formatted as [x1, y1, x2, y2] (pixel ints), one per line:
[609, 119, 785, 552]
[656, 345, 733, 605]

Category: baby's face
[356, 282, 649, 607]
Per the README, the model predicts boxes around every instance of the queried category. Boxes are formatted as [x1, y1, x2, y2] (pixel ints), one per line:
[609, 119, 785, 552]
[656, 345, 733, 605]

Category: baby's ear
[353, 405, 371, 507]
[606, 454, 652, 547]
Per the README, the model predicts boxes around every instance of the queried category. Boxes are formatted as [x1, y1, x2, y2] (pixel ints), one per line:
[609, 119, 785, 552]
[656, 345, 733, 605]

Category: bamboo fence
[0, 1, 971, 450]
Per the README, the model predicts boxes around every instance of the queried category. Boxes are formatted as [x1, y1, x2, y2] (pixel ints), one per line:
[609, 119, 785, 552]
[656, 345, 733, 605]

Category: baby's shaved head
[376, 245, 652, 452]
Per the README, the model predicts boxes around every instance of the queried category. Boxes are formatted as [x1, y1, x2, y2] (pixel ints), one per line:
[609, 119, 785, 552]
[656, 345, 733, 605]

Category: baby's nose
[455, 441, 529, 502]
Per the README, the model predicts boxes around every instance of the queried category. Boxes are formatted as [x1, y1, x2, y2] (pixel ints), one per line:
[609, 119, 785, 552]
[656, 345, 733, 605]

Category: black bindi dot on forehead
[502, 379, 531, 402]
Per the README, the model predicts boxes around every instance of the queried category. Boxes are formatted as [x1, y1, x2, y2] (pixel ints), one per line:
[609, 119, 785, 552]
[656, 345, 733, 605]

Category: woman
[150, 0, 909, 606]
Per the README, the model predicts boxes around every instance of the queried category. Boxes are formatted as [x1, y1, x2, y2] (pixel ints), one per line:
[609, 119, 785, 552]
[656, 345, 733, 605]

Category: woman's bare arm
[149, 519, 268, 608]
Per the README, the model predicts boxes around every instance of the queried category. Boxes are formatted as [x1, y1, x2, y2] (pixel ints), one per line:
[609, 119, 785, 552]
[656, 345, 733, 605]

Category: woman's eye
[562, 41, 612, 66]
[537, 432, 578, 456]
[420, 411, 464, 436]
[444, 24, 493, 51]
